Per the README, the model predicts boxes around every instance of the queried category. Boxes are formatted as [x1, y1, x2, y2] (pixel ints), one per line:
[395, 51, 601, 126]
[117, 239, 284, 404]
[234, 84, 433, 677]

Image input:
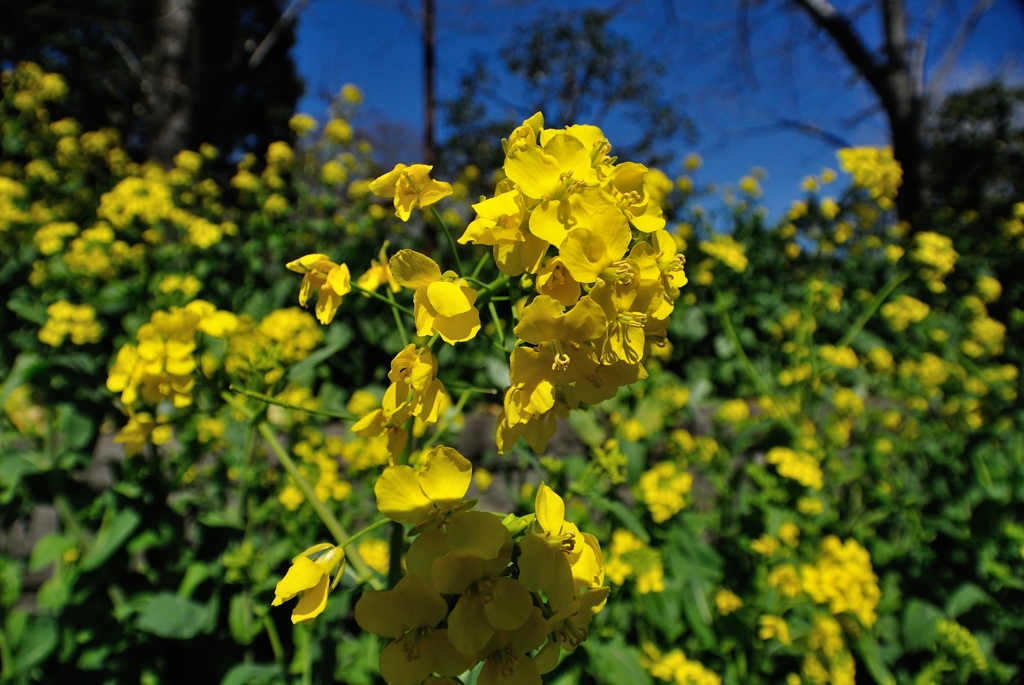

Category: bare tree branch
[927, 0, 996, 98]
[791, 0, 885, 94]
[249, 0, 314, 68]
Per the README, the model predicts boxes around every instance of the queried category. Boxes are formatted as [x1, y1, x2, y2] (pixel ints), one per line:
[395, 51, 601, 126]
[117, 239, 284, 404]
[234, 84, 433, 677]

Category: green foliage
[2, 61, 1023, 685]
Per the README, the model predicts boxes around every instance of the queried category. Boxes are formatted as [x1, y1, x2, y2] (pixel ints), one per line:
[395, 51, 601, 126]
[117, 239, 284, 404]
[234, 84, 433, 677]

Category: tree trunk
[147, 0, 196, 165]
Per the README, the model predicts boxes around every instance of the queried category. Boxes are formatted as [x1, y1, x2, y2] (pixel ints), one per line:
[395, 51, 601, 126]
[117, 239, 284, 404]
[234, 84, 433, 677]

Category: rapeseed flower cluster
[604, 530, 665, 593]
[766, 447, 824, 490]
[836, 147, 901, 210]
[284, 448, 607, 685]
[642, 643, 722, 685]
[881, 294, 930, 331]
[799, 536, 880, 628]
[639, 461, 694, 523]
[37, 300, 102, 346]
[352, 344, 450, 460]
[911, 231, 958, 292]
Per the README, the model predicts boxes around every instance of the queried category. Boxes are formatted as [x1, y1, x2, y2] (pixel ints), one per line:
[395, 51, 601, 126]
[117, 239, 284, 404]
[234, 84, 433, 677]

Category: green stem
[0, 628, 12, 683]
[255, 422, 381, 588]
[239, 423, 259, 533]
[263, 615, 284, 667]
[445, 383, 498, 395]
[431, 205, 464, 275]
[837, 271, 910, 347]
[385, 288, 409, 346]
[475, 274, 512, 304]
[230, 387, 357, 422]
[351, 282, 415, 317]
[257, 424, 347, 543]
[488, 301, 506, 348]
[471, 251, 492, 279]
[340, 517, 390, 548]
[718, 304, 798, 436]
[388, 418, 415, 588]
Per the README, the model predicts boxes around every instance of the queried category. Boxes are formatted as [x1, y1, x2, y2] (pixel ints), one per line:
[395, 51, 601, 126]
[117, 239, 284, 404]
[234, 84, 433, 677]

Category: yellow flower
[714, 589, 743, 615]
[758, 615, 792, 645]
[374, 445, 472, 526]
[389, 250, 480, 343]
[751, 534, 780, 556]
[285, 253, 352, 325]
[768, 564, 803, 598]
[766, 447, 823, 490]
[715, 399, 749, 423]
[354, 574, 474, 685]
[289, 113, 318, 135]
[356, 538, 390, 575]
[369, 164, 452, 221]
[357, 243, 401, 295]
[518, 483, 589, 610]
[272, 543, 345, 624]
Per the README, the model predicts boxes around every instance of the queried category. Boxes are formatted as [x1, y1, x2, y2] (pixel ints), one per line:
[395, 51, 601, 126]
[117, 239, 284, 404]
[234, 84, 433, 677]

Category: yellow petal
[390, 250, 441, 289]
[426, 280, 472, 317]
[355, 573, 447, 638]
[286, 253, 331, 273]
[504, 145, 561, 199]
[326, 263, 352, 296]
[375, 465, 434, 525]
[535, 483, 565, 535]
[290, 574, 330, 623]
[516, 533, 555, 592]
[479, 651, 541, 685]
[314, 287, 342, 325]
[448, 592, 494, 655]
[273, 556, 324, 605]
[417, 446, 472, 504]
[484, 578, 533, 631]
[447, 510, 511, 561]
[542, 133, 591, 180]
[368, 164, 405, 198]
[433, 306, 481, 344]
[379, 635, 434, 685]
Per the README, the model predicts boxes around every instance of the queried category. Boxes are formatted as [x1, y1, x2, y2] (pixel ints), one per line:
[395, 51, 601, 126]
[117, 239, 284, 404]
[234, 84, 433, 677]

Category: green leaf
[944, 583, 990, 618]
[29, 534, 76, 572]
[334, 633, 381, 685]
[228, 592, 262, 646]
[568, 409, 606, 448]
[135, 593, 214, 639]
[80, 508, 142, 571]
[591, 496, 650, 543]
[856, 634, 896, 685]
[582, 638, 652, 685]
[287, 322, 353, 382]
[0, 353, 43, 408]
[902, 599, 944, 652]
[7, 615, 58, 677]
[219, 663, 283, 685]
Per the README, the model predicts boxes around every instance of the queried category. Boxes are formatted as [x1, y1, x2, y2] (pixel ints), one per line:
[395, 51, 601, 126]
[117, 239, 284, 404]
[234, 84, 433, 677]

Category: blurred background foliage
[0, 1, 1022, 685]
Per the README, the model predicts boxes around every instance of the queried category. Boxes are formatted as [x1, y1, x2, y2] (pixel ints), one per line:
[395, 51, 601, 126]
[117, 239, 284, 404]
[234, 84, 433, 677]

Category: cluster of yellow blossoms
[800, 536, 881, 628]
[911, 231, 958, 293]
[275, 448, 608, 685]
[37, 300, 102, 346]
[351, 344, 450, 459]
[766, 447, 824, 490]
[639, 461, 694, 523]
[604, 530, 665, 594]
[643, 643, 722, 685]
[836, 147, 901, 210]
[473, 114, 685, 452]
[881, 294, 930, 331]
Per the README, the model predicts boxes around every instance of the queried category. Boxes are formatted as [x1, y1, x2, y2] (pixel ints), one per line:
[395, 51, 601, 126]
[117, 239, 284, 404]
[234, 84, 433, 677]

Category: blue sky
[291, 0, 1024, 220]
